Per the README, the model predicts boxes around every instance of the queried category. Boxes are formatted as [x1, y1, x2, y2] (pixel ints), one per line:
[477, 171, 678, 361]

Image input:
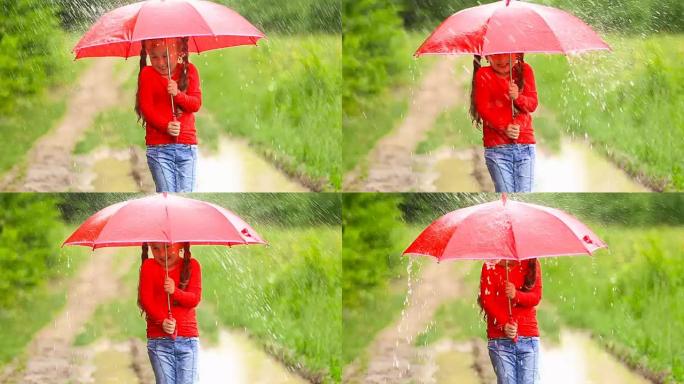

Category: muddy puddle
[425, 138, 649, 192]
[534, 138, 649, 192]
[429, 329, 651, 384]
[199, 330, 307, 384]
[539, 329, 651, 384]
[87, 330, 307, 384]
[196, 137, 306, 192]
[79, 137, 307, 192]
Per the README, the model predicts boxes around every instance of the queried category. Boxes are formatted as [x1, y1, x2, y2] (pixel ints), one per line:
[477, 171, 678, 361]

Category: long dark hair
[135, 37, 191, 126]
[469, 53, 527, 128]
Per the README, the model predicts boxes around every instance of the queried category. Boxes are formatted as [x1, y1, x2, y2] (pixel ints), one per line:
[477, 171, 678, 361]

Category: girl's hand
[509, 83, 519, 100]
[167, 80, 179, 97]
[167, 121, 181, 137]
[505, 282, 516, 299]
[504, 322, 518, 339]
[162, 318, 176, 334]
[164, 277, 175, 295]
[505, 124, 520, 140]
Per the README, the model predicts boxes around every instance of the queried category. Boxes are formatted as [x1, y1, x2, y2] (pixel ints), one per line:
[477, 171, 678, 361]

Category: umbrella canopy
[414, 0, 610, 57]
[403, 194, 606, 261]
[73, 0, 266, 59]
[63, 193, 266, 249]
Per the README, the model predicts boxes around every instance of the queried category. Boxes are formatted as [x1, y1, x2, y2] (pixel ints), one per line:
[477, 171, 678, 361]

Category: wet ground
[424, 138, 649, 192]
[76, 137, 307, 192]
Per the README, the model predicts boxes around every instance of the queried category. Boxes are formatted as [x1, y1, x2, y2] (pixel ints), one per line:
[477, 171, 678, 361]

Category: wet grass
[73, 226, 341, 383]
[199, 226, 341, 383]
[73, 60, 140, 155]
[0, 225, 90, 368]
[198, 35, 341, 191]
[415, 105, 481, 155]
[342, 32, 431, 176]
[527, 34, 684, 191]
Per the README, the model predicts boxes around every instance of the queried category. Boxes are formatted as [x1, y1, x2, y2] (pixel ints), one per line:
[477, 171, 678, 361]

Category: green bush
[343, 0, 407, 113]
[0, 0, 67, 114]
[342, 193, 406, 308]
[0, 194, 63, 308]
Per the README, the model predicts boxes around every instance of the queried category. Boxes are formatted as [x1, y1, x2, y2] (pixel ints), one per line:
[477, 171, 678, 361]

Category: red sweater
[139, 63, 202, 145]
[474, 63, 538, 147]
[479, 260, 542, 339]
[139, 258, 202, 338]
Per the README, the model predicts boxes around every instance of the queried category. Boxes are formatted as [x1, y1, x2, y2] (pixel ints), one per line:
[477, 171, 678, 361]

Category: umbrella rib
[186, 1, 216, 39]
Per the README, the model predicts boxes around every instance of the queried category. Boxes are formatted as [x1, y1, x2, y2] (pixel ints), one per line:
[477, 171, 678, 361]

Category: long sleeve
[475, 69, 512, 131]
[513, 63, 538, 113]
[139, 68, 172, 133]
[513, 261, 542, 308]
[173, 64, 202, 113]
[139, 260, 167, 324]
[171, 259, 202, 308]
[480, 264, 510, 329]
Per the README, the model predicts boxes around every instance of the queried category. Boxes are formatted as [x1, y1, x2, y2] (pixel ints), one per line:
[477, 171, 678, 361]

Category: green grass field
[198, 35, 341, 190]
[73, 226, 341, 383]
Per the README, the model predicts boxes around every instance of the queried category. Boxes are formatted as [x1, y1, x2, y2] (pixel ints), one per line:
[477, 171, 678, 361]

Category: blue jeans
[146, 144, 198, 192]
[484, 144, 535, 192]
[147, 337, 199, 384]
[488, 337, 540, 384]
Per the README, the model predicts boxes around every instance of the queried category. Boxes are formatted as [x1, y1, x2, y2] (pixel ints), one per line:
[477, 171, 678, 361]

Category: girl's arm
[475, 70, 513, 131]
[480, 264, 510, 329]
[139, 261, 167, 324]
[139, 69, 172, 131]
[171, 259, 202, 308]
[513, 261, 542, 307]
[173, 64, 202, 113]
[513, 64, 538, 113]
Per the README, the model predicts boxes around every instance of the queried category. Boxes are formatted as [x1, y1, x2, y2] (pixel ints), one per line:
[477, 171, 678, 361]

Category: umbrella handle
[509, 53, 517, 144]
[166, 45, 179, 143]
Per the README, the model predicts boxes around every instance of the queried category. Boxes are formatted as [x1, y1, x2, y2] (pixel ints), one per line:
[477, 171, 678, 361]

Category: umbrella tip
[502, 193, 508, 205]
[505, 0, 512, 5]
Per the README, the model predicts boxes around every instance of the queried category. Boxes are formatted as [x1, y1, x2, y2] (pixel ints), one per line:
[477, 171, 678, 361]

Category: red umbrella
[414, 0, 610, 57]
[403, 193, 606, 329]
[72, 0, 266, 59]
[63, 193, 266, 248]
[403, 194, 605, 261]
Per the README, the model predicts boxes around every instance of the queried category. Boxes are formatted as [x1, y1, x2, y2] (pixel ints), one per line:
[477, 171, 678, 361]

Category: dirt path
[0, 250, 144, 384]
[344, 58, 469, 191]
[343, 262, 489, 384]
[0, 59, 131, 192]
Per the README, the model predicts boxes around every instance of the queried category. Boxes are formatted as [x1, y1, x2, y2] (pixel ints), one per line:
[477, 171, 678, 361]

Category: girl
[136, 38, 202, 192]
[470, 53, 538, 192]
[479, 259, 542, 384]
[139, 242, 202, 384]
